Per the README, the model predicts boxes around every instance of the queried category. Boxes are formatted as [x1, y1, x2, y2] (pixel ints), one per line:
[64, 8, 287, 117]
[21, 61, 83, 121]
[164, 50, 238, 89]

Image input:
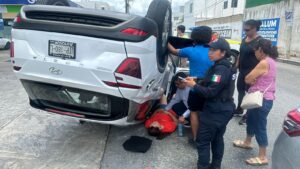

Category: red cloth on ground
[145, 109, 177, 133]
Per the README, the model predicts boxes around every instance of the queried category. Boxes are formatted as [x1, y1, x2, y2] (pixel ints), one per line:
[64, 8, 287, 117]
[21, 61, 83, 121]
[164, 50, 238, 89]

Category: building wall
[244, 0, 300, 57]
[182, 0, 196, 29]
[172, 10, 184, 34]
[196, 14, 243, 41]
[194, 0, 245, 20]
[194, 0, 245, 41]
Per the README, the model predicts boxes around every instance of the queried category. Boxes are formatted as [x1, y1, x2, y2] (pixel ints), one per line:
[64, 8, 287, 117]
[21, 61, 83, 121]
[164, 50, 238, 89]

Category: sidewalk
[278, 56, 300, 66]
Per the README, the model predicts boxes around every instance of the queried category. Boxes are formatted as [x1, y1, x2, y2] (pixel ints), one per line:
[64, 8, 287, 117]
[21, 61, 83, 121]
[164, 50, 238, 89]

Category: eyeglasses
[244, 29, 251, 32]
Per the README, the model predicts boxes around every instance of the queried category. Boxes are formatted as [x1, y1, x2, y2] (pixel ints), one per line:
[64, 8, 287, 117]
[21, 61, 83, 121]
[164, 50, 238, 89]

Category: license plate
[48, 40, 76, 59]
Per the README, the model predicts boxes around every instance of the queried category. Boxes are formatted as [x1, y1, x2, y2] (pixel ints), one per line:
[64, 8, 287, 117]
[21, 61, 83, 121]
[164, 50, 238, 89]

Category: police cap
[209, 38, 231, 55]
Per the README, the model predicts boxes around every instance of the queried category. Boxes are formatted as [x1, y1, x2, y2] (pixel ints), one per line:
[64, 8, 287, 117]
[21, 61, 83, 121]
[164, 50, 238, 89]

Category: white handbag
[241, 82, 272, 110]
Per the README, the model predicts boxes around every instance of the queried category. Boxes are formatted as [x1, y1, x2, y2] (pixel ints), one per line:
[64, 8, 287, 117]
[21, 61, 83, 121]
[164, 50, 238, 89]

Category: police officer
[185, 38, 237, 169]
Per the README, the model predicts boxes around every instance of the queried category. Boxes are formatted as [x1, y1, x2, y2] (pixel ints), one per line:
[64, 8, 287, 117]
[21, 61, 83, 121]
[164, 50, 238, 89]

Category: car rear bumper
[69, 116, 141, 126]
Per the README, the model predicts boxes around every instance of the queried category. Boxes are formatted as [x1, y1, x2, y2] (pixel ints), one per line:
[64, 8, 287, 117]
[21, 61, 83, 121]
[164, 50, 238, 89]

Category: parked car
[225, 39, 240, 66]
[0, 37, 10, 50]
[11, 0, 174, 126]
[272, 107, 300, 169]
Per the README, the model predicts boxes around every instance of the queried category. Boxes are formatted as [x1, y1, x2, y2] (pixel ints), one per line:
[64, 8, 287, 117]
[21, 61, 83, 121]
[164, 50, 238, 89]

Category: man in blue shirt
[168, 26, 214, 144]
[178, 45, 213, 78]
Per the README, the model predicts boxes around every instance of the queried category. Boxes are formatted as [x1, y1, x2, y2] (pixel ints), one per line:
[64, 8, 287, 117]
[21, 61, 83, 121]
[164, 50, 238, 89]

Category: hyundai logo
[49, 67, 63, 75]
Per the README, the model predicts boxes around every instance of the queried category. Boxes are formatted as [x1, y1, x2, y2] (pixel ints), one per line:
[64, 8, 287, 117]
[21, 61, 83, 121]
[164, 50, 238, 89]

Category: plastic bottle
[177, 123, 184, 137]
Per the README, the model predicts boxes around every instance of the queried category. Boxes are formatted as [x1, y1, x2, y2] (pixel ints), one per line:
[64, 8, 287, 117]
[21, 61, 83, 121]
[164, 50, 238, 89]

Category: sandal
[233, 140, 253, 149]
[245, 157, 268, 166]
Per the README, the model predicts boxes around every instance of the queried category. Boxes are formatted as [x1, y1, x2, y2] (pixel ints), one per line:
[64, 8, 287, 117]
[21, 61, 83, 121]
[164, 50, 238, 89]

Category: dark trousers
[188, 90, 205, 112]
[246, 99, 273, 147]
[237, 73, 248, 108]
[196, 120, 227, 169]
[172, 101, 187, 116]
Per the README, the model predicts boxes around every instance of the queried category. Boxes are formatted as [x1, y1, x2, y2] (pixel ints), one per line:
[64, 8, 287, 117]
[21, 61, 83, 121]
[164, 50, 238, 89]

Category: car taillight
[121, 28, 148, 36]
[283, 108, 300, 137]
[14, 16, 22, 23]
[116, 58, 141, 79]
[10, 41, 14, 58]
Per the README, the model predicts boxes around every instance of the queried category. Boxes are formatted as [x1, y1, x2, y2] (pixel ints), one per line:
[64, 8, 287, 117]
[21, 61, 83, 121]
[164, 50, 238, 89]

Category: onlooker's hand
[185, 77, 196, 87]
[179, 116, 185, 123]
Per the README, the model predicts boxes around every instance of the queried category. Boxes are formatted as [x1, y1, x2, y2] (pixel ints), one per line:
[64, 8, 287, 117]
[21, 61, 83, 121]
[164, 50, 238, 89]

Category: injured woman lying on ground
[144, 96, 179, 139]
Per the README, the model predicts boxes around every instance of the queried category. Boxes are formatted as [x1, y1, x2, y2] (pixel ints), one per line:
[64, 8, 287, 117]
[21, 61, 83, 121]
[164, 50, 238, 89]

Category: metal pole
[125, 0, 129, 13]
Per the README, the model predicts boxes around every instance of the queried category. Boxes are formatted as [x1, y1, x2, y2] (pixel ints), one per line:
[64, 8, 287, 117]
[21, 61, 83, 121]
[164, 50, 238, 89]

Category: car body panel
[272, 131, 300, 169]
[120, 36, 169, 103]
[12, 29, 126, 97]
[0, 37, 9, 49]
[15, 5, 158, 43]
[226, 39, 241, 52]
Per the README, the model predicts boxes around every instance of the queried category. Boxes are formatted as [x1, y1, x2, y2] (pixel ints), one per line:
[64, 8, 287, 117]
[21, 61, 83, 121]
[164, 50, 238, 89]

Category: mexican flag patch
[211, 74, 221, 83]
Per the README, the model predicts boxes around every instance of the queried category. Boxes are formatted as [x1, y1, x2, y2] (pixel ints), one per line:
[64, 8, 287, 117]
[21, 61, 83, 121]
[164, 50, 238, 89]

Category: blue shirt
[179, 45, 214, 78]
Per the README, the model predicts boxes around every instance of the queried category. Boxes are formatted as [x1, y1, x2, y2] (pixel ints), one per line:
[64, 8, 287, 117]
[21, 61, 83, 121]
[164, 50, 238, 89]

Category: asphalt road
[1, 49, 300, 169]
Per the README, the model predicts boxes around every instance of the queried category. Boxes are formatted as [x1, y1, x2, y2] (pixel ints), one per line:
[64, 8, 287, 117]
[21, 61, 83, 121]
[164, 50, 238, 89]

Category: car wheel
[4, 42, 10, 50]
[35, 0, 70, 6]
[229, 50, 239, 66]
[146, 0, 172, 73]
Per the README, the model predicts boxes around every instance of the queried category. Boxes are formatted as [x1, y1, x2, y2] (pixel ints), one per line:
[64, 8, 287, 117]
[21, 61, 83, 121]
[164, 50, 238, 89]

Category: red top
[145, 109, 177, 133]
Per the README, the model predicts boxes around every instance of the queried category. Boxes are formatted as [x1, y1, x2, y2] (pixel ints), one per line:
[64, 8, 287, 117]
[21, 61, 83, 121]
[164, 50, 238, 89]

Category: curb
[277, 58, 300, 66]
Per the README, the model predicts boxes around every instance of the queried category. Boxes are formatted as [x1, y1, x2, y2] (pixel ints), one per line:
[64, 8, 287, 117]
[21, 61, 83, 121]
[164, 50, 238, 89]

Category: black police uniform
[190, 47, 237, 168]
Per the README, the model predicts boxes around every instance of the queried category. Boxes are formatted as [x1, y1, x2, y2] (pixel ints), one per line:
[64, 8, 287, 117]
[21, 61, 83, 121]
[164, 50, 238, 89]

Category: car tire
[146, 0, 172, 73]
[229, 50, 239, 66]
[4, 42, 10, 50]
[35, 0, 70, 6]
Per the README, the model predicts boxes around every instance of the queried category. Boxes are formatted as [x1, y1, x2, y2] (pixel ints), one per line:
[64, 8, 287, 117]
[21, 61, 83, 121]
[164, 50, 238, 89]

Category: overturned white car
[11, 0, 174, 126]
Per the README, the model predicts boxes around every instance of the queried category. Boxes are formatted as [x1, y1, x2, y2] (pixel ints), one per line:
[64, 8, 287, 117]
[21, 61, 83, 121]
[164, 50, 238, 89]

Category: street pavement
[0, 49, 300, 169]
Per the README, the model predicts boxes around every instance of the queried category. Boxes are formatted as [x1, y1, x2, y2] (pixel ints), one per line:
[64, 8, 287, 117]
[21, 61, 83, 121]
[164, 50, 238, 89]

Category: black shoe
[209, 160, 221, 169]
[209, 165, 221, 169]
[188, 138, 197, 149]
[238, 117, 247, 125]
[233, 107, 244, 117]
[183, 122, 191, 128]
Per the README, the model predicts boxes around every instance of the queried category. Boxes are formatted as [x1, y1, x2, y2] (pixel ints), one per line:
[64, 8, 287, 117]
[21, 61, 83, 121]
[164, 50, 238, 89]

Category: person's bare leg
[258, 147, 268, 162]
[160, 95, 167, 105]
[190, 111, 199, 140]
[244, 135, 252, 146]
